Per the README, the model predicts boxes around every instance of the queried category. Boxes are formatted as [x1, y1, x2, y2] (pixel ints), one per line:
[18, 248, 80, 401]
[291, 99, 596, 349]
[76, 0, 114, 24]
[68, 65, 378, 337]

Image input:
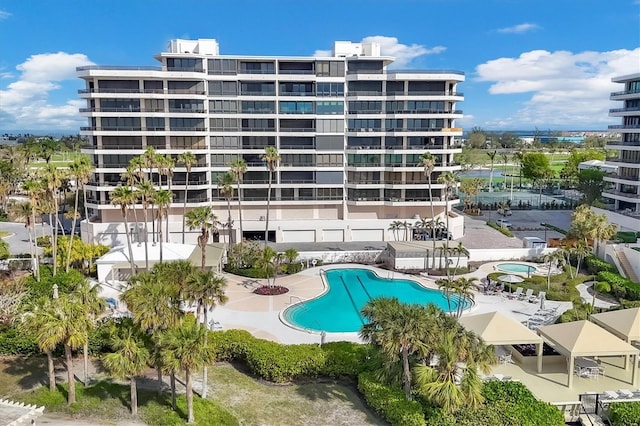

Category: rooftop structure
[77, 39, 464, 247]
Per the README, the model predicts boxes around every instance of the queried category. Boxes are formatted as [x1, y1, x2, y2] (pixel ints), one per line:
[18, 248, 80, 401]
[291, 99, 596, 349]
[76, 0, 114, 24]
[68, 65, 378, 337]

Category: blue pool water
[283, 268, 468, 333]
[496, 263, 537, 274]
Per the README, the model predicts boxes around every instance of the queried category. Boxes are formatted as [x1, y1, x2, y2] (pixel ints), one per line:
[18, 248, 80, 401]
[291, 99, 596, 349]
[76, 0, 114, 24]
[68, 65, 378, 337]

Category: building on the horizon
[77, 38, 464, 246]
[597, 72, 640, 232]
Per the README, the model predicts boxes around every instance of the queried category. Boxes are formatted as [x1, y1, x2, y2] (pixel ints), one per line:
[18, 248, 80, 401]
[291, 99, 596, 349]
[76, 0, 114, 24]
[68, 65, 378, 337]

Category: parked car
[497, 208, 512, 216]
[496, 219, 512, 228]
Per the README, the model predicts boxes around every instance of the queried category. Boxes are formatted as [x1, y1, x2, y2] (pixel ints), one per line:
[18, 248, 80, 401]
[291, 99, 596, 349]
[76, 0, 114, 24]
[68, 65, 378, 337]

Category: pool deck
[210, 262, 571, 345]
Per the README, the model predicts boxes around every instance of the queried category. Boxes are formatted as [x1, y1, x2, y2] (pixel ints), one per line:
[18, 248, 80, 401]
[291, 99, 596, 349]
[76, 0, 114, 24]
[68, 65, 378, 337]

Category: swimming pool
[496, 263, 537, 274]
[282, 268, 468, 333]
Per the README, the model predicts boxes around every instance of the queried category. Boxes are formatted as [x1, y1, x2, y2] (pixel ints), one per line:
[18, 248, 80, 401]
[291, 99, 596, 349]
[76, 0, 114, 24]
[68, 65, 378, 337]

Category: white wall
[593, 207, 640, 233]
[468, 248, 555, 262]
[622, 246, 640, 280]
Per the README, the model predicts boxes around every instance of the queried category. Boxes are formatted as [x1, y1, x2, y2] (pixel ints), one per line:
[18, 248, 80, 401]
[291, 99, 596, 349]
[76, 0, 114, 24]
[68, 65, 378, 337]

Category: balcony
[609, 106, 640, 114]
[605, 174, 640, 183]
[279, 128, 316, 132]
[241, 127, 276, 132]
[279, 91, 315, 97]
[239, 91, 277, 97]
[81, 126, 142, 131]
[608, 124, 640, 130]
[603, 189, 640, 199]
[79, 107, 141, 113]
[610, 89, 640, 99]
[166, 67, 204, 73]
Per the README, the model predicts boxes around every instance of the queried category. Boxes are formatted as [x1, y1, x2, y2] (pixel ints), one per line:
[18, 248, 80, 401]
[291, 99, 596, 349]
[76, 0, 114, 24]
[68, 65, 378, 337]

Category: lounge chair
[618, 389, 634, 398]
[604, 390, 619, 399]
[520, 288, 534, 301]
[511, 287, 523, 299]
[530, 291, 546, 304]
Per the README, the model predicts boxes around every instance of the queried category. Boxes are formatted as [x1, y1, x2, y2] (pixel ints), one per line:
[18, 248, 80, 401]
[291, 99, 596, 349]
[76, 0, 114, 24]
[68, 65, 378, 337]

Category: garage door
[351, 229, 384, 241]
[281, 230, 315, 243]
[323, 229, 344, 242]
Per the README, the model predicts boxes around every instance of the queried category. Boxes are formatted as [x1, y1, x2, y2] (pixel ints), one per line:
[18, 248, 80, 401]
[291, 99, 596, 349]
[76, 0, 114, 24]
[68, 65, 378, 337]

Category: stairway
[614, 247, 640, 283]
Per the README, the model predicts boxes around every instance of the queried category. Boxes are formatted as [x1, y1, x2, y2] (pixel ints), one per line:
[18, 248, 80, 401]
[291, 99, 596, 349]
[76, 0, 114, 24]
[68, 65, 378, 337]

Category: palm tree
[36, 294, 91, 404]
[76, 155, 95, 244]
[591, 282, 611, 312]
[452, 242, 469, 277]
[437, 278, 456, 313]
[229, 158, 247, 243]
[500, 152, 509, 190]
[437, 171, 458, 279]
[216, 172, 236, 246]
[419, 152, 438, 260]
[414, 328, 495, 414]
[69, 280, 106, 385]
[453, 277, 476, 318]
[543, 250, 564, 290]
[142, 147, 160, 243]
[20, 297, 58, 391]
[159, 316, 215, 424]
[65, 157, 89, 272]
[388, 221, 401, 241]
[360, 297, 433, 400]
[21, 179, 43, 281]
[122, 271, 183, 393]
[42, 164, 65, 275]
[186, 206, 218, 271]
[137, 179, 156, 271]
[153, 189, 173, 263]
[261, 146, 280, 247]
[573, 240, 591, 275]
[103, 319, 150, 416]
[11, 201, 36, 271]
[110, 185, 137, 274]
[486, 150, 497, 192]
[158, 155, 175, 242]
[513, 150, 525, 190]
[284, 248, 299, 266]
[178, 151, 197, 244]
[183, 270, 228, 398]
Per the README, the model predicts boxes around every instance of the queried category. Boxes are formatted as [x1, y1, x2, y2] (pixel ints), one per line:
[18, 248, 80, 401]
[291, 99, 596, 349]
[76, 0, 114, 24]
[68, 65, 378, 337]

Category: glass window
[316, 82, 344, 97]
[316, 101, 344, 115]
[279, 101, 314, 114]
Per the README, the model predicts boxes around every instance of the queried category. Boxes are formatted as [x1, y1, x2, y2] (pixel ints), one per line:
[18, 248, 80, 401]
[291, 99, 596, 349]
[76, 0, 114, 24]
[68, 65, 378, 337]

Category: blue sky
[0, 0, 638, 133]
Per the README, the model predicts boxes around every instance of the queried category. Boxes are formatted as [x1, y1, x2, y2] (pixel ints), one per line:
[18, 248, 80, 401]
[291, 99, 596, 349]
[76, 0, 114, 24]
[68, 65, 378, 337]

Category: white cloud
[0, 10, 11, 20]
[496, 23, 540, 34]
[0, 52, 94, 131]
[313, 36, 445, 68]
[474, 47, 640, 128]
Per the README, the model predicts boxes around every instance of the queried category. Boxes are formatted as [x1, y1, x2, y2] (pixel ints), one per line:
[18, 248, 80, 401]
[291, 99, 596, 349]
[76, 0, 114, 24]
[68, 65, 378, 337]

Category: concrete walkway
[576, 281, 619, 309]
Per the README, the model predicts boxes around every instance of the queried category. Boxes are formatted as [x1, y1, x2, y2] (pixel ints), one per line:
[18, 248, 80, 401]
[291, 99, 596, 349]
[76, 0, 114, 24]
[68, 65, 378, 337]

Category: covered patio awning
[591, 307, 640, 344]
[187, 243, 226, 273]
[537, 320, 640, 388]
[459, 311, 545, 372]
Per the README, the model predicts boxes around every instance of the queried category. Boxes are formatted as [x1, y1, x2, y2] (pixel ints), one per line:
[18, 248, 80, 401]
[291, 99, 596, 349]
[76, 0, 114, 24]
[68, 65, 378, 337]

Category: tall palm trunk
[121, 211, 136, 274]
[65, 186, 80, 272]
[226, 196, 233, 246]
[182, 169, 190, 244]
[156, 365, 163, 395]
[166, 175, 172, 243]
[142, 204, 149, 271]
[170, 372, 176, 409]
[402, 346, 411, 400]
[82, 185, 94, 270]
[428, 175, 436, 270]
[202, 302, 209, 399]
[65, 344, 76, 404]
[264, 171, 272, 247]
[31, 206, 39, 281]
[83, 342, 89, 385]
[236, 181, 243, 243]
[47, 350, 56, 392]
[158, 212, 163, 263]
[186, 367, 194, 423]
[130, 377, 138, 415]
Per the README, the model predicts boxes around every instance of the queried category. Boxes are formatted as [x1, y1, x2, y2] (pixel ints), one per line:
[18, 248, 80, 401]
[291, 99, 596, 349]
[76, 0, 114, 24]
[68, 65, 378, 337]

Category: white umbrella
[498, 274, 524, 284]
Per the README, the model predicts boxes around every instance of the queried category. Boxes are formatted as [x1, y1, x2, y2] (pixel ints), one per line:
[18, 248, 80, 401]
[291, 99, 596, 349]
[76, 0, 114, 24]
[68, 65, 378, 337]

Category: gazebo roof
[537, 320, 639, 358]
[458, 311, 543, 346]
[591, 308, 640, 343]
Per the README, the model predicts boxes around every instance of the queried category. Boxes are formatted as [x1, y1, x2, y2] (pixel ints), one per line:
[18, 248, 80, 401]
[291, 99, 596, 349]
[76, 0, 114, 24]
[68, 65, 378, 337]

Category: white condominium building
[78, 39, 464, 246]
[600, 73, 640, 232]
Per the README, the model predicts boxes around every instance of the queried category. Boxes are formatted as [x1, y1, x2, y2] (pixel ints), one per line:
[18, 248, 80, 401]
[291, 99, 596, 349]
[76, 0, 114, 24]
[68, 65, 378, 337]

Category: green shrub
[609, 401, 640, 426]
[244, 340, 326, 383]
[598, 271, 640, 300]
[541, 223, 568, 235]
[357, 372, 425, 426]
[141, 394, 238, 426]
[283, 262, 302, 274]
[487, 221, 514, 237]
[616, 232, 638, 244]
[320, 341, 373, 379]
[585, 255, 618, 274]
[0, 239, 9, 259]
[209, 329, 256, 362]
[481, 381, 564, 425]
[0, 325, 39, 355]
[223, 267, 269, 279]
[36, 236, 51, 247]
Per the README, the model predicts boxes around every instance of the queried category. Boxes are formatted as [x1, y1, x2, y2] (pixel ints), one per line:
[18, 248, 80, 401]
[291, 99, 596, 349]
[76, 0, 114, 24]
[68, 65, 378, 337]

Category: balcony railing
[608, 124, 640, 130]
[608, 158, 640, 164]
[241, 127, 276, 132]
[166, 67, 204, 72]
[77, 65, 163, 71]
[611, 89, 640, 97]
[279, 144, 316, 149]
[279, 128, 316, 132]
[607, 141, 640, 147]
[347, 91, 464, 97]
[603, 189, 640, 199]
[609, 107, 640, 113]
[278, 69, 315, 75]
[606, 174, 640, 182]
[279, 92, 316, 97]
[239, 91, 277, 96]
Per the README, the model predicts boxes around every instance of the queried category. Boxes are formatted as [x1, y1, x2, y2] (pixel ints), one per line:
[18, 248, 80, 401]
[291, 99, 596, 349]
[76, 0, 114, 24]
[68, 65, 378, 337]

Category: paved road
[1, 221, 49, 255]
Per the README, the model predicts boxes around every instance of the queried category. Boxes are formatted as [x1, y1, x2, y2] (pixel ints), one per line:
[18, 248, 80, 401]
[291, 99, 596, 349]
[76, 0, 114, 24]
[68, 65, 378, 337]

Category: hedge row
[609, 401, 640, 426]
[597, 271, 640, 301]
[486, 221, 514, 237]
[585, 255, 618, 275]
[357, 372, 425, 426]
[541, 223, 568, 235]
[208, 329, 372, 382]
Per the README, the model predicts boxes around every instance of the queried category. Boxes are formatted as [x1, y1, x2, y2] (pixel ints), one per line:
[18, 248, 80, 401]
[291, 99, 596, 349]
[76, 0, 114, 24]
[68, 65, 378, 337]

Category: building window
[316, 82, 344, 97]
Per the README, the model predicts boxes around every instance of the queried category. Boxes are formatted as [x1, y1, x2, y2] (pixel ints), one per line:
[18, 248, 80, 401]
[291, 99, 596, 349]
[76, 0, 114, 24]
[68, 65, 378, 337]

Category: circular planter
[253, 285, 289, 296]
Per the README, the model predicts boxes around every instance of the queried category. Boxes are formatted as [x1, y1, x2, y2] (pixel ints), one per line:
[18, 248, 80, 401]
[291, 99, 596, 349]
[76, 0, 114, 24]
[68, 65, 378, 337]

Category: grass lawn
[208, 363, 384, 426]
[0, 357, 383, 426]
[0, 231, 10, 238]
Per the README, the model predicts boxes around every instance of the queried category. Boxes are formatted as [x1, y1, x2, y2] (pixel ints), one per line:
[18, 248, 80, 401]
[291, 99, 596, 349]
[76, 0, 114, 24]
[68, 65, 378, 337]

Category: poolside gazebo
[590, 308, 640, 345]
[537, 320, 640, 388]
[458, 311, 544, 373]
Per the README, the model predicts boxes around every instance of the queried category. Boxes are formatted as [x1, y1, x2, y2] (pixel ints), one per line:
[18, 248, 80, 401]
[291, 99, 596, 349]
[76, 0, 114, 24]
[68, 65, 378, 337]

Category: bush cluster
[540, 223, 568, 235]
[585, 255, 618, 275]
[357, 372, 425, 426]
[609, 401, 640, 426]
[486, 221, 514, 237]
[597, 271, 640, 300]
